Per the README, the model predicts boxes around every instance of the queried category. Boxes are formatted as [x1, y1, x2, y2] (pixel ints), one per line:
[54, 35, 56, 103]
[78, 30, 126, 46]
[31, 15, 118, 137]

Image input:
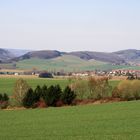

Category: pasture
[0, 76, 120, 95]
[0, 77, 70, 95]
[14, 56, 140, 71]
[0, 101, 140, 140]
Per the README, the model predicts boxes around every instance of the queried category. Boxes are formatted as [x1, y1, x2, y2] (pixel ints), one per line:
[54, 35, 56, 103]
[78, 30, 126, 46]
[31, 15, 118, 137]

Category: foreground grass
[0, 101, 140, 140]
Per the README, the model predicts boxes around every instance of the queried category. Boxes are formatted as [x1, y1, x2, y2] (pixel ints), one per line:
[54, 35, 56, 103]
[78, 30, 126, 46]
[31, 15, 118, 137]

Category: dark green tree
[41, 85, 48, 98]
[22, 88, 35, 108]
[34, 85, 42, 102]
[61, 86, 76, 105]
[43, 85, 62, 106]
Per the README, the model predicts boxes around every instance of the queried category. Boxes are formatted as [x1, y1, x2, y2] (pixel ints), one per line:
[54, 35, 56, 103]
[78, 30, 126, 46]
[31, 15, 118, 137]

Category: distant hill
[13, 50, 126, 64]
[0, 48, 14, 62]
[6, 49, 30, 57]
[13, 50, 61, 61]
[1, 48, 140, 71]
[114, 49, 140, 63]
[69, 51, 125, 64]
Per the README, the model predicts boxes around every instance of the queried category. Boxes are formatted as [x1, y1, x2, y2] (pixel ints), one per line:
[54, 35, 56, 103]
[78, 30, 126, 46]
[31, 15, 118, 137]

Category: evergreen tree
[34, 85, 42, 102]
[23, 88, 34, 108]
[61, 86, 76, 105]
[43, 85, 62, 106]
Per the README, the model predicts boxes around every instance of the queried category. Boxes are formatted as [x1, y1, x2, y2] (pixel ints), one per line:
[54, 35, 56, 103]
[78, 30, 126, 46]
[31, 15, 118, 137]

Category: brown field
[0, 74, 38, 79]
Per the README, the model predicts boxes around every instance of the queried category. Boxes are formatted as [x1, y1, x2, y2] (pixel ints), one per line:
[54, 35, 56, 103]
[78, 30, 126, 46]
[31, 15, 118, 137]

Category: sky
[0, 0, 140, 52]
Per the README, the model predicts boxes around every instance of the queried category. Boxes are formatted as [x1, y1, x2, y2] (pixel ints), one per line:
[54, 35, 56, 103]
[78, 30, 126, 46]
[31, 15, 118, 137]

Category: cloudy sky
[0, 0, 140, 52]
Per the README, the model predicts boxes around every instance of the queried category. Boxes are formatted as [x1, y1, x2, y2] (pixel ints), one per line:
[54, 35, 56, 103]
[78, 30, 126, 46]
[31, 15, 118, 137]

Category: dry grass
[0, 75, 38, 79]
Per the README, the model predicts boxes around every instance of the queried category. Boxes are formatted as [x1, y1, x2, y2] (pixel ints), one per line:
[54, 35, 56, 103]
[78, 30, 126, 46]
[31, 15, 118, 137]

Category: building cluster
[0, 69, 140, 79]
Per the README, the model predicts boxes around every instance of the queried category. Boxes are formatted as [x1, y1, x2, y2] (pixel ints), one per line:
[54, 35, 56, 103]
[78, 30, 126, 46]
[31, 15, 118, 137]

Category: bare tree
[13, 78, 30, 106]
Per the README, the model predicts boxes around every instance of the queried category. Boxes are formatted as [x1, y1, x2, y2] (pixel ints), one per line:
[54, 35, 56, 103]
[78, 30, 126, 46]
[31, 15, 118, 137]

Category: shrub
[43, 85, 62, 106]
[61, 86, 76, 105]
[88, 77, 111, 100]
[70, 80, 90, 100]
[112, 80, 140, 101]
[0, 93, 9, 109]
[112, 87, 120, 98]
[13, 78, 30, 106]
[71, 77, 111, 100]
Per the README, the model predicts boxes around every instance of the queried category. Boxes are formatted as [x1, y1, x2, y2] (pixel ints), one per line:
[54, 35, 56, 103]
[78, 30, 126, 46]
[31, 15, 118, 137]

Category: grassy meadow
[0, 77, 120, 95]
[0, 77, 71, 95]
[0, 101, 140, 140]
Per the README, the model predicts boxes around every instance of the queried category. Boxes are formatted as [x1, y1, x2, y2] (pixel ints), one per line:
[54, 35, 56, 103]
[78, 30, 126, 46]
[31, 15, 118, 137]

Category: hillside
[15, 55, 140, 71]
[13, 50, 61, 61]
[69, 51, 125, 64]
[6, 49, 29, 57]
[114, 49, 140, 64]
[1, 48, 140, 71]
[0, 48, 14, 62]
[13, 50, 126, 64]
[16, 55, 108, 71]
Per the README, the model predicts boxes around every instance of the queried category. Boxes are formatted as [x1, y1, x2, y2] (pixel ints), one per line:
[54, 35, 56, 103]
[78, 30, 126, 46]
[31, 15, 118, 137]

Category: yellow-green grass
[0, 101, 140, 140]
[0, 77, 70, 95]
[0, 77, 120, 96]
[1, 55, 140, 71]
[14, 55, 140, 71]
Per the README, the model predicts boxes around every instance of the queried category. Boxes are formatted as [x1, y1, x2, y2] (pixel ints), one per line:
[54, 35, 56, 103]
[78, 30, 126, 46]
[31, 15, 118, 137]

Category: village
[0, 68, 140, 80]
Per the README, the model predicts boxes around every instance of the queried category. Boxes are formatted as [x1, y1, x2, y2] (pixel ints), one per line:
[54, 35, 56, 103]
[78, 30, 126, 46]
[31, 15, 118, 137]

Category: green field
[16, 56, 108, 71]
[1, 55, 140, 71]
[0, 101, 140, 140]
[13, 55, 140, 71]
[0, 77, 120, 95]
[0, 78, 70, 95]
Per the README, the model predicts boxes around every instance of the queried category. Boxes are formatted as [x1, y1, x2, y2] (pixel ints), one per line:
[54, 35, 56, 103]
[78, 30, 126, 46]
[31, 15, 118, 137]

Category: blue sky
[0, 0, 140, 52]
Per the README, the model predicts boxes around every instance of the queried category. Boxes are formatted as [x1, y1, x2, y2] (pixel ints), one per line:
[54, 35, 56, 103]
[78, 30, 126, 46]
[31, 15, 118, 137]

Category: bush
[71, 77, 111, 100]
[112, 80, 140, 101]
[88, 77, 111, 100]
[13, 78, 30, 106]
[43, 85, 62, 106]
[71, 80, 90, 100]
[61, 86, 76, 105]
[0, 93, 9, 109]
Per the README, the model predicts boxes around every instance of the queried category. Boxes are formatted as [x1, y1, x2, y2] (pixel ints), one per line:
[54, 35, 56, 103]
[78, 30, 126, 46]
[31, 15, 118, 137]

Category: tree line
[1, 77, 140, 109]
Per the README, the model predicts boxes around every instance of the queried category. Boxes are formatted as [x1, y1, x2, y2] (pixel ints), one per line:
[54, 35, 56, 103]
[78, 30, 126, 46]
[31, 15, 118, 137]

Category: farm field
[0, 101, 140, 140]
[16, 57, 140, 71]
[0, 77, 70, 95]
[2, 55, 139, 71]
[0, 77, 120, 95]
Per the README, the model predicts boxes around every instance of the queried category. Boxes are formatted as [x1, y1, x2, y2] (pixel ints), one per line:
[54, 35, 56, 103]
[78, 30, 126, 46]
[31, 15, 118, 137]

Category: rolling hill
[13, 50, 126, 64]
[12, 50, 62, 61]
[0, 48, 140, 71]
[0, 49, 14, 62]
[69, 51, 125, 64]
[114, 49, 140, 64]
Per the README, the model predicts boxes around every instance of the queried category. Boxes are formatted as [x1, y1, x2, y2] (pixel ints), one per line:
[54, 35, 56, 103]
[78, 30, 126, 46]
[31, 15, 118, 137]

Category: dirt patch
[4, 107, 26, 111]
[75, 98, 122, 106]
